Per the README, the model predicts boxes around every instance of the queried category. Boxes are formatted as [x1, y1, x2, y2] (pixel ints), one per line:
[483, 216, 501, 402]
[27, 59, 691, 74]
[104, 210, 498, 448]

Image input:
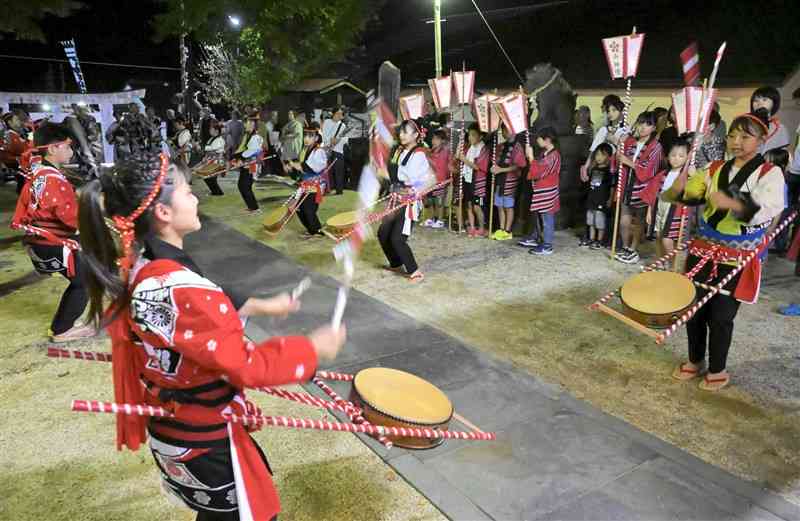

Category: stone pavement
[186, 217, 800, 521]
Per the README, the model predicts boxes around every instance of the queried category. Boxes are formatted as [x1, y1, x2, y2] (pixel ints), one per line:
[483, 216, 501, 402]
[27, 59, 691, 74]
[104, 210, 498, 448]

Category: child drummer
[663, 111, 785, 391]
[287, 122, 328, 238]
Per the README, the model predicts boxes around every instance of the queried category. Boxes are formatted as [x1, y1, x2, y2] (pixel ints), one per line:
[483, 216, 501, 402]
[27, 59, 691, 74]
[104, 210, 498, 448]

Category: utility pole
[434, 0, 442, 78]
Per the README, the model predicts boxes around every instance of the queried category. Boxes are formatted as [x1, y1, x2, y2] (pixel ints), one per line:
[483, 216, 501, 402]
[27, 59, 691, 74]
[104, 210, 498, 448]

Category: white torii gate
[0, 89, 147, 162]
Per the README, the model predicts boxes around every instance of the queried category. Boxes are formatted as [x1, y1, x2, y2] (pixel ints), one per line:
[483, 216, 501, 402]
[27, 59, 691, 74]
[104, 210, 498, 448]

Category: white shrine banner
[428, 76, 452, 111]
[472, 94, 500, 133]
[452, 70, 476, 105]
[492, 93, 528, 135]
[399, 93, 426, 121]
[602, 33, 646, 79]
[672, 86, 718, 135]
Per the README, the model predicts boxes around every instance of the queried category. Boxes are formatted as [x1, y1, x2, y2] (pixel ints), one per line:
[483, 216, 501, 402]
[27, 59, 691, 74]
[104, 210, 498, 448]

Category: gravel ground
[197, 178, 800, 504]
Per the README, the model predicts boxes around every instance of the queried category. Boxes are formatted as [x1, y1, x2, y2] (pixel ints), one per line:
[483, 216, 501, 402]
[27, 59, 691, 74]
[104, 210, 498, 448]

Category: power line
[468, 0, 527, 84]
[0, 54, 180, 71]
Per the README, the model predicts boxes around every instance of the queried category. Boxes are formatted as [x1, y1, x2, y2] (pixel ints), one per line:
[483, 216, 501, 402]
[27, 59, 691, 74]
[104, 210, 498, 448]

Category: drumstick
[291, 276, 312, 301]
[331, 286, 349, 330]
[331, 256, 354, 330]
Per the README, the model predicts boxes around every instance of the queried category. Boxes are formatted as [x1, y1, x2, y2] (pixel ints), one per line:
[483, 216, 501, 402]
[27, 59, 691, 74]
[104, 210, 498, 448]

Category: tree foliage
[155, 0, 378, 105]
[0, 0, 84, 42]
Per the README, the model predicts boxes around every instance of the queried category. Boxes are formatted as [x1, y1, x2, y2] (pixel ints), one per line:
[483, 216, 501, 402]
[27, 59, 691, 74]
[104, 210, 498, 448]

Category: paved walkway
[186, 217, 800, 521]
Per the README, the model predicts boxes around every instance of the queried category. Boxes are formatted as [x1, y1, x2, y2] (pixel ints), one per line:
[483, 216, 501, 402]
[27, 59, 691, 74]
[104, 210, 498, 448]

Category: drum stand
[265, 189, 311, 237]
[50, 349, 498, 446]
[589, 211, 797, 344]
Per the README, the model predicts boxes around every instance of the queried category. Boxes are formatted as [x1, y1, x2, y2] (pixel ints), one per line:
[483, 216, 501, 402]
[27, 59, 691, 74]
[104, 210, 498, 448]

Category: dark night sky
[1, 0, 798, 107]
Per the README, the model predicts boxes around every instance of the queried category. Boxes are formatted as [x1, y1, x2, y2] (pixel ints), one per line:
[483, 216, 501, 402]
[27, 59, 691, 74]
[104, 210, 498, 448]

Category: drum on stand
[326, 210, 360, 236]
[350, 368, 453, 449]
[192, 158, 225, 179]
[620, 271, 696, 329]
[263, 206, 290, 234]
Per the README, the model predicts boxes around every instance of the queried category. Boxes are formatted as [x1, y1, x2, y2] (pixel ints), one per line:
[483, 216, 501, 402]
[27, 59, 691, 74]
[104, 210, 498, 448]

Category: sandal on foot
[672, 362, 704, 381]
[698, 373, 730, 391]
[408, 271, 425, 283]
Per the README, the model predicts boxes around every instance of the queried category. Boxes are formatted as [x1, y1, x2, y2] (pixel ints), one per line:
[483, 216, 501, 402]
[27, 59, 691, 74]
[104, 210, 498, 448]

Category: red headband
[111, 153, 169, 281]
[737, 113, 770, 135]
[19, 138, 73, 173]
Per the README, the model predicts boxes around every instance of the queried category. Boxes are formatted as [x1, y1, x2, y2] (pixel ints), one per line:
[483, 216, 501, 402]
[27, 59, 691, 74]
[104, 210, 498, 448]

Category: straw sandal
[698, 373, 730, 391]
[672, 362, 704, 381]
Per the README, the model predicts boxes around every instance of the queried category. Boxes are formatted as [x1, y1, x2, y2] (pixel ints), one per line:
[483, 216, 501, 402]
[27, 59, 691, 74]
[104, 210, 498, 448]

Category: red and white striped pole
[655, 210, 797, 344]
[71, 400, 497, 442]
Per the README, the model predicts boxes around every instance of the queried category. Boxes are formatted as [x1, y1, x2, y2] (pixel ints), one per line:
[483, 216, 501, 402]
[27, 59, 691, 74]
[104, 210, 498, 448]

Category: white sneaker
[431, 220, 445, 229]
[422, 218, 435, 227]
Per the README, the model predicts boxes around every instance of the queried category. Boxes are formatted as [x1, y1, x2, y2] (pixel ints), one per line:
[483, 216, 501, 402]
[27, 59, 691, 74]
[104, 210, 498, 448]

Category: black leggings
[297, 195, 322, 234]
[377, 211, 418, 273]
[29, 245, 89, 334]
[238, 168, 259, 210]
[204, 176, 224, 195]
[685, 258, 741, 373]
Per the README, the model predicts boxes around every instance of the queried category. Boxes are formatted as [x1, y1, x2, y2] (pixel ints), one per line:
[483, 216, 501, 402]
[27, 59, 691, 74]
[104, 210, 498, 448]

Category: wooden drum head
[620, 271, 696, 329]
[326, 211, 359, 234]
[263, 206, 288, 234]
[350, 368, 453, 449]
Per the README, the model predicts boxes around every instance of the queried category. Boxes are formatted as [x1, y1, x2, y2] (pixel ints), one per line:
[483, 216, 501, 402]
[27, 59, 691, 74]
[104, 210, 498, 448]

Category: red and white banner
[680, 42, 701, 86]
[672, 86, 718, 135]
[452, 70, 476, 105]
[399, 93, 426, 121]
[602, 33, 645, 79]
[492, 93, 528, 135]
[472, 93, 500, 133]
[428, 76, 452, 111]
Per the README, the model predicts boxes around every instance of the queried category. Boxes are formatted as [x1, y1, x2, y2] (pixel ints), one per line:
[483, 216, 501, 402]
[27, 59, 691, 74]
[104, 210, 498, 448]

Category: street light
[228, 15, 241, 28]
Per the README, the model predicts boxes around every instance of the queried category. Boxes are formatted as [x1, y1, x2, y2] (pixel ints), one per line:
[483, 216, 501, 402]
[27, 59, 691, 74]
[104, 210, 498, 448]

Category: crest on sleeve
[131, 269, 221, 345]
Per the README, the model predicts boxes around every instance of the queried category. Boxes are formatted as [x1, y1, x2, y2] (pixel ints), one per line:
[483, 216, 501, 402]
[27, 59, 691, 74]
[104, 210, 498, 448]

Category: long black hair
[634, 111, 658, 144]
[78, 153, 180, 326]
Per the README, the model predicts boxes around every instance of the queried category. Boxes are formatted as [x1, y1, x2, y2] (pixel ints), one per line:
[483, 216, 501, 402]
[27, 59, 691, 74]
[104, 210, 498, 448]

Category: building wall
[574, 86, 753, 131]
[576, 85, 799, 144]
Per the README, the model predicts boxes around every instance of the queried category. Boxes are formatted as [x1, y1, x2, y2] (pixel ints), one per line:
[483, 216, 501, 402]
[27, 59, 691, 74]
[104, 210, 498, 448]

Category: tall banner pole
[607, 26, 642, 259]
[458, 61, 466, 233]
[673, 42, 727, 270]
[434, 0, 443, 78]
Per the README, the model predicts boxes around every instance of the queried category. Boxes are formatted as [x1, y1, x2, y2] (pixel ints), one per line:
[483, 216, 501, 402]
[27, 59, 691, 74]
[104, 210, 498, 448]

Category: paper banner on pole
[472, 94, 500, 133]
[399, 93, 426, 121]
[452, 70, 476, 105]
[602, 33, 645, 79]
[60, 39, 88, 94]
[671, 86, 718, 135]
[492, 93, 528, 135]
[428, 76, 452, 111]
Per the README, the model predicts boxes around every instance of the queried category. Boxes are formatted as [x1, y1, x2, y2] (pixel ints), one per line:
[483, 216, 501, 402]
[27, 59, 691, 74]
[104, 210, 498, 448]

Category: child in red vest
[523, 127, 561, 255]
[11, 123, 94, 342]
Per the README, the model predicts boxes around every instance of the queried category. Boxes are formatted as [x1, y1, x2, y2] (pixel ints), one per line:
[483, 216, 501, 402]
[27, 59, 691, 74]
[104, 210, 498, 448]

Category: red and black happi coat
[110, 238, 318, 521]
[617, 136, 663, 208]
[12, 161, 79, 248]
[528, 149, 561, 213]
[493, 140, 528, 197]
